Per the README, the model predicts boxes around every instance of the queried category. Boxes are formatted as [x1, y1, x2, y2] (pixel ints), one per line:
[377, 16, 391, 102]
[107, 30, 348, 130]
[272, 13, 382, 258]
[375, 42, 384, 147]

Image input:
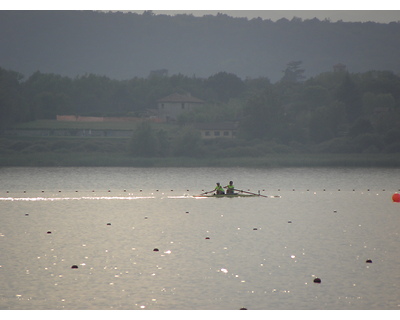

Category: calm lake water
[0, 167, 399, 310]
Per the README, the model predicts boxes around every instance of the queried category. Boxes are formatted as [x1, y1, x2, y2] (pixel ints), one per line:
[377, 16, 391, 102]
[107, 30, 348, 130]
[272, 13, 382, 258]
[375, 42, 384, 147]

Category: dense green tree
[309, 106, 336, 143]
[205, 72, 245, 102]
[362, 92, 396, 114]
[155, 129, 170, 157]
[24, 71, 74, 119]
[240, 86, 284, 139]
[348, 118, 374, 137]
[281, 61, 306, 84]
[335, 73, 363, 122]
[129, 122, 158, 157]
[301, 85, 331, 109]
[172, 126, 202, 156]
[31, 91, 71, 119]
[0, 68, 27, 128]
[359, 71, 400, 103]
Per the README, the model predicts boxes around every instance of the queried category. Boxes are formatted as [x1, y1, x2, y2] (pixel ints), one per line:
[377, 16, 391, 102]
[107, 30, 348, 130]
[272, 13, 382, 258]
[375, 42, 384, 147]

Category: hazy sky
[3, 1, 400, 23]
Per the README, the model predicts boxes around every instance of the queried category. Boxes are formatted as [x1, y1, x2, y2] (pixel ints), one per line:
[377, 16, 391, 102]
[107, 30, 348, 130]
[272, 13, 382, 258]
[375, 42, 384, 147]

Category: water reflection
[0, 167, 399, 310]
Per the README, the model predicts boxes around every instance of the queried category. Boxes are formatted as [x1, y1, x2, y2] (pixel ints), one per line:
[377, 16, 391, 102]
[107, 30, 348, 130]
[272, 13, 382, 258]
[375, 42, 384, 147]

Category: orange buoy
[392, 193, 400, 202]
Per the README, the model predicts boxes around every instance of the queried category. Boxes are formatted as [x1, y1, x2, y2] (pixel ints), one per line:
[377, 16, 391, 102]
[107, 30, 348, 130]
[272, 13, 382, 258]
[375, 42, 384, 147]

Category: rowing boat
[195, 193, 262, 198]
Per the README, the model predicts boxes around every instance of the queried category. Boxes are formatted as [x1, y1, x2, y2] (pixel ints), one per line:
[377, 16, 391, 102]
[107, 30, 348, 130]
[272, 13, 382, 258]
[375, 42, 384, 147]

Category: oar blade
[233, 188, 268, 198]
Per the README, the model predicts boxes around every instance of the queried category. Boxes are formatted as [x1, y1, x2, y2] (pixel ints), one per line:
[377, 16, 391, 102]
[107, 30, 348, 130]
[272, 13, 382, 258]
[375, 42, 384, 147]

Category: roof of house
[157, 92, 205, 104]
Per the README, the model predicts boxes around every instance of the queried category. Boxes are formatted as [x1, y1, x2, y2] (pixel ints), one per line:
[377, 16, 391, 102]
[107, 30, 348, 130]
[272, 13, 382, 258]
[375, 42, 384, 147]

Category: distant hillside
[1, 10, 400, 81]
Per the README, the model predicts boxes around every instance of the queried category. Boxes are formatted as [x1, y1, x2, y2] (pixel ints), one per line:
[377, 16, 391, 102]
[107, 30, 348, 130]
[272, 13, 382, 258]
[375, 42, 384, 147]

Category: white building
[195, 122, 239, 139]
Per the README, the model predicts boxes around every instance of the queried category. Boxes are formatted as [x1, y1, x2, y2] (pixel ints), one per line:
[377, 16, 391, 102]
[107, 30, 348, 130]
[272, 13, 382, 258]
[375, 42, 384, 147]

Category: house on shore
[157, 92, 205, 122]
[194, 122, 239, 139]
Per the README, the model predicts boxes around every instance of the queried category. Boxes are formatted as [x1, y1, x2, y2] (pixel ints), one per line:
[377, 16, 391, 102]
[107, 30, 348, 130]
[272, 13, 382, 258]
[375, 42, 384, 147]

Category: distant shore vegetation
[1, 64, 400, 167]
[1, 135, 400, 167]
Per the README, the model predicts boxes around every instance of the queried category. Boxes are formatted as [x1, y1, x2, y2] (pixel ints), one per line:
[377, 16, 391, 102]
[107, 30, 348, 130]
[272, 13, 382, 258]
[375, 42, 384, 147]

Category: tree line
[1, 63, 400, 155]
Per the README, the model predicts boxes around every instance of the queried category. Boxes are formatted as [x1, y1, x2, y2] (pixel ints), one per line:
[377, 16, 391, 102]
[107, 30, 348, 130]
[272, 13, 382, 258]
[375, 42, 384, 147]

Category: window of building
[181, 103, 185, 109]
[223, 131, 229, 136]
[214, 131, 220, 136]
[205, 131, 210, 136]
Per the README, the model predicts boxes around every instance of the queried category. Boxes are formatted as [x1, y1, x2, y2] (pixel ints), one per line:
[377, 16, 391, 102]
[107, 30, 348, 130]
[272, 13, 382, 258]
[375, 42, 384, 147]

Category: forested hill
[1, 10, 400, 81]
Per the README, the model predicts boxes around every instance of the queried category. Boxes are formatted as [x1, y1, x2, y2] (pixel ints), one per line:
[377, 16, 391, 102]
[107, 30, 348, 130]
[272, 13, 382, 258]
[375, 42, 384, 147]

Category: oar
[233, 188, 268, 198]
[200, 190, 215, 195]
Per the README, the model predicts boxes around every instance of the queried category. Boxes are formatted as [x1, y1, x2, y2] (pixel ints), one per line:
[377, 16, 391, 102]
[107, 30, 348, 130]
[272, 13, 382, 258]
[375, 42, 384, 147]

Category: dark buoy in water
[313, 278, 321, 283]
[153, 248, 159, 252]
[71, 265, 79, 269]
[253, 228, 258, 230]
[366, 259, 372, 263]
[107, 223, 111, 225]
[392, 193, 400, 202]
[205, 237, 210, 240]
[239, 308, 247, 310]
[47, 231, 52, 234]
[25, 213, 29, 216]
[288, 221, 292, 223]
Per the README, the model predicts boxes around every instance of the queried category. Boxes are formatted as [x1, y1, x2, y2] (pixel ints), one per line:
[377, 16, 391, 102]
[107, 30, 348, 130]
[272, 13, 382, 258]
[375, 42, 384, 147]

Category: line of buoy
[3, 188, 397, 194]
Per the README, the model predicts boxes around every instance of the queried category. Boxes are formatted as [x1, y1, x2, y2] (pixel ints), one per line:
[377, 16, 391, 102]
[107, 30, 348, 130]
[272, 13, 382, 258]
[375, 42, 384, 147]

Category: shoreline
[1, 152, 400, 168]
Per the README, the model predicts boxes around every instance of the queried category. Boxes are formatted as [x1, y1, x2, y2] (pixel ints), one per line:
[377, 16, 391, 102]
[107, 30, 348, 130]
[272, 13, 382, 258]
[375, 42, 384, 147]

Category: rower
[214, 182, 225, 195]
[225, 181, 235, 194]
